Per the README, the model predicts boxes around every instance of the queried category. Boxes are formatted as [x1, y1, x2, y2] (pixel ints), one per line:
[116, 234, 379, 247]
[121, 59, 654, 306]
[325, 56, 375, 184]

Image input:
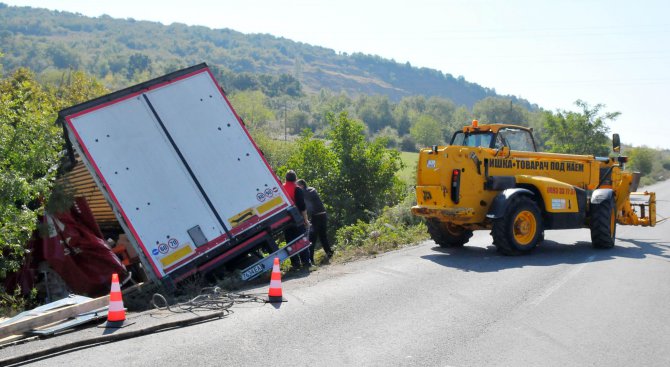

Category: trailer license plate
[242, 263, 265, 280]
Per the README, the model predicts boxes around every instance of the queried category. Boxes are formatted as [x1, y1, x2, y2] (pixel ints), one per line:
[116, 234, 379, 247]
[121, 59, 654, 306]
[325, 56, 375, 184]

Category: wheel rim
[513, 210, 537, 245]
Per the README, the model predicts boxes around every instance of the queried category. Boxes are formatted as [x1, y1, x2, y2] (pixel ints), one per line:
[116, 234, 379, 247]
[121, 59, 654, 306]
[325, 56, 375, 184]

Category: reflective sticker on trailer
[160, 243, 194, 268]
[256, 196, 283, 215]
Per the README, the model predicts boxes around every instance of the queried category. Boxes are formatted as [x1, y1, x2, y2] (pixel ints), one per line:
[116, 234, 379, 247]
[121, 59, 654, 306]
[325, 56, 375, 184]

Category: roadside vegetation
[0, 65, 108, 314]
[331, 193, 428, 263]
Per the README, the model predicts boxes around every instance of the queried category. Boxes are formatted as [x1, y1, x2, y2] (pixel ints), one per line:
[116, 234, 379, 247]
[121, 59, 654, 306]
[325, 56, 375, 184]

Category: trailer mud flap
[240, 235, 311, 281]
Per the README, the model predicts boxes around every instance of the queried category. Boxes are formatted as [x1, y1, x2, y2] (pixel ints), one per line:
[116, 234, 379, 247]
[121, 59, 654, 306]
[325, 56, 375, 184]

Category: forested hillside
[0, 3, 533, 109]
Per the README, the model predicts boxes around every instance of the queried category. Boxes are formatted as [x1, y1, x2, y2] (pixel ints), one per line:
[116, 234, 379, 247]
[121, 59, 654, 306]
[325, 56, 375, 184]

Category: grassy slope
[398, 151, 419, 185]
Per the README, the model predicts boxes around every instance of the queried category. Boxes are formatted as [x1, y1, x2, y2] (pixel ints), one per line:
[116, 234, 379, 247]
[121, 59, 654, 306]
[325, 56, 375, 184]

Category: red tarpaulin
[5, 197, 127, 298]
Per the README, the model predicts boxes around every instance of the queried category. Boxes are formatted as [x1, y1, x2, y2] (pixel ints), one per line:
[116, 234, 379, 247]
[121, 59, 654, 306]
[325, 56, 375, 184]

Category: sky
[3, 0, 670, 149]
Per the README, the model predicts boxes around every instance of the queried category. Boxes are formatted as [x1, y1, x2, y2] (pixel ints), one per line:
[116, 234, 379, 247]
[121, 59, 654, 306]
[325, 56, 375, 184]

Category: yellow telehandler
[411, 120, 656, 255]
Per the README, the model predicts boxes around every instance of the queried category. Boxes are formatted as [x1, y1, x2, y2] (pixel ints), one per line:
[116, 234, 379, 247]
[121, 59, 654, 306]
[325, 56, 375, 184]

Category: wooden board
[0, 295, 109, 339]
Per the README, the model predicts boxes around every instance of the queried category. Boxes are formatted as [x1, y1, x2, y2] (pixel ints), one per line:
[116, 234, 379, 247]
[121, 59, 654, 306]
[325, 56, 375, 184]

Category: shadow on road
[283, 269, 311, 281]
[421, 237, 669, 273]
[617, 237, 670, 258]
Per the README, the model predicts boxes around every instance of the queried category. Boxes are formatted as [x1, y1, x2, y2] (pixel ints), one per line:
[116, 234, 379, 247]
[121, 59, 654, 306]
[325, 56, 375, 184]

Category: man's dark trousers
[309, 213, 332, 263]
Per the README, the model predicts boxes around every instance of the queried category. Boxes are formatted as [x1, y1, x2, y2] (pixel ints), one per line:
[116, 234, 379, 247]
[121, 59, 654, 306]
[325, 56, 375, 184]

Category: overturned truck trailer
[57, 63, 309, 287]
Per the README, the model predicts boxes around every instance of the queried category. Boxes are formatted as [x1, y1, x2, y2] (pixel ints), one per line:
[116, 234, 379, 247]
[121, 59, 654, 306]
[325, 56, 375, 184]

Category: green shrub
[333, 190, 428, 261]
[0, 68, 60, 280]
[0, 68, 107, 313]
[282, 112, 405, 233]
[0, 286, 38, 317]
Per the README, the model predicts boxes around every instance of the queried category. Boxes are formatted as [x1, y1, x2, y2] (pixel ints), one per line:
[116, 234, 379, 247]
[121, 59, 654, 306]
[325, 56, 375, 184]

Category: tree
[373, 126, 400, 149]
[228, 90, 275, 130]
[286, 110, 310, 134]
[251, 131, 297, 172]
[226, 72, 260, 92]
[127, 53, 151, 79]
[410, 114, 443, 148]
[628, 147, 654, 176]
[394, 108, 411, 136]
[325, 112, 404, 228]
[309, 90, 352, 131]
[0, 67, 108, 304]
[542, 100, 619, 156]
[397, 96, 426, 117]
[400, 135, 417, 152]
[283, 130, 336, 193]
[0, 68, 60, 279]
[425, 97, 456, 123]
[355, 95, 394, 133]
[46, 44, 80, 69]
[451, 106, 472, 127]
[49, 70, 109, 110]
[472, 97, 528, 125]
[283, 112, 404, 232]
[258, 74, 302, 97]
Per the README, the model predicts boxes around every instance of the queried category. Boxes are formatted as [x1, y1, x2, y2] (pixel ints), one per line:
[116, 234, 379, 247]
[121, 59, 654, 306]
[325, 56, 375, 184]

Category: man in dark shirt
[297, 179, 334, 263]
[283, 170, 311, 270]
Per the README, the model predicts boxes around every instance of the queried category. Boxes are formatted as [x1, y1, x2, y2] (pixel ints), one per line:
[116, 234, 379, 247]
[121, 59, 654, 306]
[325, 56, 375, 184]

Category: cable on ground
[151, 287, 265, 314]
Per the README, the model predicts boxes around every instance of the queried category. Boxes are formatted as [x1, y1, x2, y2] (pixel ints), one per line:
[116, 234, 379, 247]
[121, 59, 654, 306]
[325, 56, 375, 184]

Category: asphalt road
[9, 180, 670, 366]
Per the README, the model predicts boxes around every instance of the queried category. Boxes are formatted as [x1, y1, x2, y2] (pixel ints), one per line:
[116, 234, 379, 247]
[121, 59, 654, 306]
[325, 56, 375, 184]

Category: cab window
[497, 128, 536, 152]
[451, 132, 494, 148]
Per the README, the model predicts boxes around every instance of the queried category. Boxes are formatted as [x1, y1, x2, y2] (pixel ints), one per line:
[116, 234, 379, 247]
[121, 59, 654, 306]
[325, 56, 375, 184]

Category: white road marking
[529, 254, 596, 306]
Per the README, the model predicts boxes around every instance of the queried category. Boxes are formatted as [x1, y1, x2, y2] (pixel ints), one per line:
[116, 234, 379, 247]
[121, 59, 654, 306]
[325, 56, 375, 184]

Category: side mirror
[612, 133, 621, 153]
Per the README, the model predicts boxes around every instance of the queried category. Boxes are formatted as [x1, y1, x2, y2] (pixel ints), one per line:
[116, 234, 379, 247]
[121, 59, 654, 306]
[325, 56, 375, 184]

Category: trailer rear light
[451, 169, 461, 203]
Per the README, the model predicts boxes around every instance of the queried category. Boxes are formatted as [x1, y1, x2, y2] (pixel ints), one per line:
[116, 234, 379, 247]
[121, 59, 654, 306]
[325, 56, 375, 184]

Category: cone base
[265, 296, 287, 303]
[98, 320, 136, 329]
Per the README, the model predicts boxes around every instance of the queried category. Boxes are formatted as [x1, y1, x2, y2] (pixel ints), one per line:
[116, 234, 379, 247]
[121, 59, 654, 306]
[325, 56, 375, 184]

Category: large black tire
[590, 197, 616, 249]
[427, 220, 473, 248]
[491, 195, 543, 255]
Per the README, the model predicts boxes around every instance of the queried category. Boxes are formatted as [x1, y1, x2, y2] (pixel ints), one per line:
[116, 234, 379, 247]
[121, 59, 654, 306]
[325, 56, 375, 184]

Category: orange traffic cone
[267, 257, 285, 303]
[105, 273, 126, 327]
